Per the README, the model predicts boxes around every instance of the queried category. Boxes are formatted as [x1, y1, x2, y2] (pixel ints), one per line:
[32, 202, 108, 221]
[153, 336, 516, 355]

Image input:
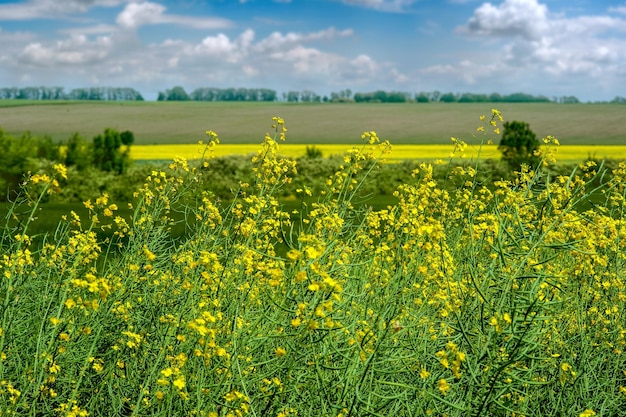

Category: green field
[1, 100, 625, 145]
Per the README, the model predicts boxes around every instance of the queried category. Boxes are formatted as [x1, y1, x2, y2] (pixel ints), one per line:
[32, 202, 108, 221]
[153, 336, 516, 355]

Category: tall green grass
[1, 115, 625, 416]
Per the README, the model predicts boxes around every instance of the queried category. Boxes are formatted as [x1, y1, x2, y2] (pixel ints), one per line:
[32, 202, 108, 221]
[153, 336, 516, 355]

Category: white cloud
[116, 2, 165, 29]
[136, 27, 405, 92]
[18, 33, 113, 66]
[462, 0, 549, 40]
[116, 2, 231, 30]
[439, 0, 626, 94]
[0, 0, 128, 20]
[254, 27, 353, 53]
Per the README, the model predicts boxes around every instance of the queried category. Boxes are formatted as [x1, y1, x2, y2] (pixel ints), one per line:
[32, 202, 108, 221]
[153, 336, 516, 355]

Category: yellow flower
[286, 249, 302, 261]
[53, 164, 68, 180]
[142, 245, 156, 261]
[437, 378, 450, 395]
[579, 409, 596, 417]
[49, 362, 61, 374]
[503, 313, 512, 324]
[275, 346, 286, 357]
[173, 376, 186, 390]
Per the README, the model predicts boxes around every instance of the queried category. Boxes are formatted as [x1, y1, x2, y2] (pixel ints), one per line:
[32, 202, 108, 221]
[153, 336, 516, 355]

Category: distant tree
[498, 121, 541, 171]
[415, 93, 429, 103]
[304, 146, 323, 159]
[458, 93, 489, 103]
[259, 89, 277, 102]
[300, 90, 318, 102]
[440, 92, 458, 103]
[501, 92, 550, 103]
[91, 128, 133, 174]
[64, 133, 91, 171]
[387, 92, 408, 103]
[286, 91, 300, 102]
[169, 86, 190, 101]
[158, 86, 189, 101]
[373, 90, 388, 103]
[611, 96, 626, 104]
[36, 135, 61, 161]
[489, 93, 503, 102]
[120, 130, 135, 147]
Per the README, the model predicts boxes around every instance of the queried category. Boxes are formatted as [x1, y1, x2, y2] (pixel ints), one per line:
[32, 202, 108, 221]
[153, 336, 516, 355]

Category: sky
[0, 0, 625, 101]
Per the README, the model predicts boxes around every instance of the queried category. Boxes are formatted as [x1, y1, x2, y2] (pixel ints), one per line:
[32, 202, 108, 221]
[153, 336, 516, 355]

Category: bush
[498, 120, 541, 170]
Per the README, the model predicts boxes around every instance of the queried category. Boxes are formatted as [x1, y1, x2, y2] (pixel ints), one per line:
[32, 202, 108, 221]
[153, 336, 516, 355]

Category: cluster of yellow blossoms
[1, 114, 624, 416]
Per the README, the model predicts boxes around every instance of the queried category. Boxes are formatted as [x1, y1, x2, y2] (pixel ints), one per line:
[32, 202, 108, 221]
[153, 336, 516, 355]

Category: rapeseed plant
[0, 113, 625, 416]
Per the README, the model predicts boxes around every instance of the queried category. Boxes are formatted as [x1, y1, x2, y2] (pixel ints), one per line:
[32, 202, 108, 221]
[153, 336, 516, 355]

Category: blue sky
[0, 0, 625, 101]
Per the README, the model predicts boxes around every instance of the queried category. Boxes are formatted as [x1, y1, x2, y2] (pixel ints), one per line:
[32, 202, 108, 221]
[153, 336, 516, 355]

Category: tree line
[0, 86, 144, 101]
[156, 86, 626, 104]
[158, 86, 278, 102]
[2, 85, 625, 104]
[157, 86, 559, 103]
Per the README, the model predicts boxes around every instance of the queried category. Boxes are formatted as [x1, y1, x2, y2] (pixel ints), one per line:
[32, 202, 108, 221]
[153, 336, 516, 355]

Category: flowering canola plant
[1, 112, 625, 417]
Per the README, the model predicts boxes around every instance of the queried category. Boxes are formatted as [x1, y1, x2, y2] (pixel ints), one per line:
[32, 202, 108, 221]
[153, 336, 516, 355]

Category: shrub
[498, 120, 541, 171]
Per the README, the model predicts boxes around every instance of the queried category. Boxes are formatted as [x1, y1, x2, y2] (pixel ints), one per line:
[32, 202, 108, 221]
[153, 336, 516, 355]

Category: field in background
[1, 100, 625, 145]
[131, 143, 626, 163]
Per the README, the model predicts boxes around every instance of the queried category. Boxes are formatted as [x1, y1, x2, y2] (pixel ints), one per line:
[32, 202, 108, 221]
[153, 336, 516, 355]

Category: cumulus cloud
[5, 13, 406, 96]
[254, 27, 353, 53]
[146, 27, 405, 91]
[463, 0, 548, 40]
[116, 1, 232, 30]
[18, 33, 113, 66]
[436, 0, 626, 93]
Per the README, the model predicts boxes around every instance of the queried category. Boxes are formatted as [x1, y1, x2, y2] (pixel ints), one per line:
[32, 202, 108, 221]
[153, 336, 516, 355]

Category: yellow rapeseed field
[131, 143, 626, 163]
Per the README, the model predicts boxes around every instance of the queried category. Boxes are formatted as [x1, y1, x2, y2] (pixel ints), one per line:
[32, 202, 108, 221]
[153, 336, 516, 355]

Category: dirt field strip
[1, 101, 625, 145]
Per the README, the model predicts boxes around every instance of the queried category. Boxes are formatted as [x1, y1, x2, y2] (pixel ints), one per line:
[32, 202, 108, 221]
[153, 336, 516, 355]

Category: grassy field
[1, 100, 625, 145]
